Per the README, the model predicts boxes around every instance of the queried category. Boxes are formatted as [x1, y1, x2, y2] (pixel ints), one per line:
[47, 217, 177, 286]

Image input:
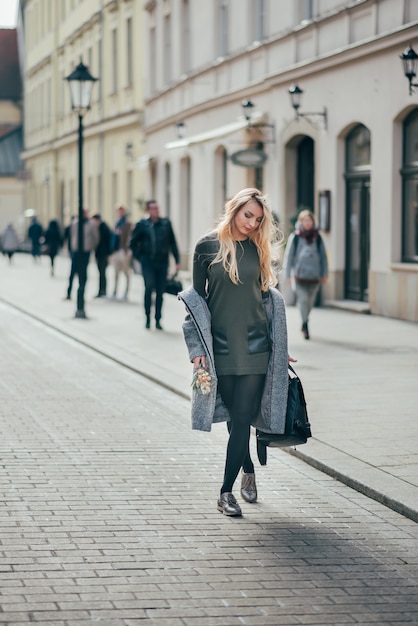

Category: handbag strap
[288, 363, 298, 377]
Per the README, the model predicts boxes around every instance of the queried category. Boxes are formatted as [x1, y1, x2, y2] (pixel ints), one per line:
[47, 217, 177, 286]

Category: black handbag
[165, 272, 183, 296]
[256, 364, 312, 465]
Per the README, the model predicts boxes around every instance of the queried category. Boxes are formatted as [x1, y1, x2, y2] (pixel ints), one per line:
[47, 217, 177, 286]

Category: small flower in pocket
[192, 365, 212, 395]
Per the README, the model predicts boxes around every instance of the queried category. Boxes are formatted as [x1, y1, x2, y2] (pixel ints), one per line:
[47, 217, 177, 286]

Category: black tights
[217, 374, 265, 494]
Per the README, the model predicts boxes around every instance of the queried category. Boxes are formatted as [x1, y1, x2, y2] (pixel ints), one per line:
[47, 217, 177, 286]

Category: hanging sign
[230, 148, 268, 168]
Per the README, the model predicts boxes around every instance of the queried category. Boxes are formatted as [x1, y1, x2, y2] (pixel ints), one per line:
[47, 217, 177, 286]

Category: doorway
[345, 125, 371, 301]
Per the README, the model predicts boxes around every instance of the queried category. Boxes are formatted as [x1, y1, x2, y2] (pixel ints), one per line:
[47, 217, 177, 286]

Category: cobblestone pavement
[1, 302, 417, 625]
[1, 254, 417, 524]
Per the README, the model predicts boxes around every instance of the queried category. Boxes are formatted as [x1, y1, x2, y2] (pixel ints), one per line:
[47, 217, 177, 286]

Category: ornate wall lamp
[288, 84, 327, 131]
[240, 99, 275, 143]
[176, 121, 186, 138]
[400, 45, 418, 95]
[125, 142, 134, 160]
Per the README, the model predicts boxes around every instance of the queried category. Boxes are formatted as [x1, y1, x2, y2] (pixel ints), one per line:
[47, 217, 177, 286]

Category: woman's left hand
[288, 355, 297, 363]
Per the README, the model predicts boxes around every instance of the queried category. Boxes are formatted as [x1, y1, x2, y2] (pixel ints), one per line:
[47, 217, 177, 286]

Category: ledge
[390, 262, 418, 273]
[325, 299, 371, 314]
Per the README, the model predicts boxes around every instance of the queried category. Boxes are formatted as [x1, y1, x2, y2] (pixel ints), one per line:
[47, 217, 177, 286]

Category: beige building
[143, 0, 418, 322]
[0, 28, 24, 235]
[20, 0, 145, 231]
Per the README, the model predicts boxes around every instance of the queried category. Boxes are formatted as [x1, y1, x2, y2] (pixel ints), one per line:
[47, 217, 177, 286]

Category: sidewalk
[2, 252, 418, 523]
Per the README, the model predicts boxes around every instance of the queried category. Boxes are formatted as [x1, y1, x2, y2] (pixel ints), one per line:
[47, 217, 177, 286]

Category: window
[112, 29, 118, 93]
[217, 0, 229, 58]
[112, 172, 118, 207]
[163, 12, 172, 85]
[251, 0, 265, 43]
[402, 108, 418, 262]
[126, 17, 133, 87]
[300, 0, 313, 23]
[97, 38, 102, 102]
[347, 125, 371, 169]
[127, 170, 133, 209]
[149, 9, 156, 94]
[87, 47, 93, 73]
[165, 163, 171, 217]
[180, 0, 191, 75]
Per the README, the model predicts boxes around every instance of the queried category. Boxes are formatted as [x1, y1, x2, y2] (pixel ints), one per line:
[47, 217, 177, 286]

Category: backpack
[293, 234, 322, 282]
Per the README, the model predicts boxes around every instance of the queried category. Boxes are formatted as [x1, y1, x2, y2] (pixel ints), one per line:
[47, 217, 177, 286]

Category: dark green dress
[193, 233, 270, 376]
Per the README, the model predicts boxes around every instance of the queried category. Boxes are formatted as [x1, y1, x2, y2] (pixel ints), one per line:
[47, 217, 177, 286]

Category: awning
[164, 112, 263, 150]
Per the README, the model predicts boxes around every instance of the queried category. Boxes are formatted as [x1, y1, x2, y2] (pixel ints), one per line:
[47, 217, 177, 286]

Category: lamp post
[65, 60, 98, 319]
[400, 45, 418, 95]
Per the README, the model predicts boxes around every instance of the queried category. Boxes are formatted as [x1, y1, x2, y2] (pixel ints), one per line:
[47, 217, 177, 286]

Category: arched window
[402, 109, 418, 262]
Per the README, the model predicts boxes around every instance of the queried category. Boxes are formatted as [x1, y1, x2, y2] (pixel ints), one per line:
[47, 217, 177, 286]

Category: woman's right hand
[192, 356, 207, 370]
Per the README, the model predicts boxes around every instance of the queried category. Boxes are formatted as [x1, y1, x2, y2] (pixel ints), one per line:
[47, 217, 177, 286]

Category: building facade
[0, 28, 24, 235]
[143, 0, 418, 322]
[20, 0, 145, 231]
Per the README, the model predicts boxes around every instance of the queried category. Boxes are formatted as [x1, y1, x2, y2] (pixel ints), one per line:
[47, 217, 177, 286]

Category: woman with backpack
[284, 210, 328, 340]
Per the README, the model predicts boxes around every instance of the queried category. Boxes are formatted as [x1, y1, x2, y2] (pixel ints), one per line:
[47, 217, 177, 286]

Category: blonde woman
[179, 189, 293, 517]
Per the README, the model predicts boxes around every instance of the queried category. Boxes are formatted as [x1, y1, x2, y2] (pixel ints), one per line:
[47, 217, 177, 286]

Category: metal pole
[75, 113, 86, 318]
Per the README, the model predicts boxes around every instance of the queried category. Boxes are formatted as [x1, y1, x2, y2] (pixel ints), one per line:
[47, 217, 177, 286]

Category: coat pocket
[248, 323, 270, 354]
[212, 327, 229, 355]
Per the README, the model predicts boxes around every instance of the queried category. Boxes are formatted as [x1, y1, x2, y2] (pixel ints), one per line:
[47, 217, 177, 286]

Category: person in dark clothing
[92, 214, 112, 297]
[284, 209, 328, 340]
[182, 188, 294, 517]
[130, 200, 180, 330]
[63, 217, 76, 255]
[28, 217, 43, 261]
[65, 209, 99, 313]
[44, 219, 63, 276]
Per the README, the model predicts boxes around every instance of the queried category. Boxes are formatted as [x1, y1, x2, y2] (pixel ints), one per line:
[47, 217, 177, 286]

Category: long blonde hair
[211, 188, 281, 291]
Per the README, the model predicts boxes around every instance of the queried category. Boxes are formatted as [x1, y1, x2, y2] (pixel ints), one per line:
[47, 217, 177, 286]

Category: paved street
[1, 253, 417, 525]
[1, 299, 418, 626]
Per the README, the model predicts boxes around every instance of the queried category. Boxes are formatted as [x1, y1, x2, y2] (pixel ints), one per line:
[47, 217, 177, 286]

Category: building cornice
[21, 110, 143, 160]
[25, 54, 52, 79]
[144, 22, 418, 134]
[106, 0, 119, 12]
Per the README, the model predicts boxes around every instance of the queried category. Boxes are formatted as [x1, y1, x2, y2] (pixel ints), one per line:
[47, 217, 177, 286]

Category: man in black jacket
[130, 200, 180, 330]
[92, 214, 112, 297]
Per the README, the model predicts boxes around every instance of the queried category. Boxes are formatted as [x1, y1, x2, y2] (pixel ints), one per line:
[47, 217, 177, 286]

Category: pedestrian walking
[178, 188, 293, 517]
[65, 209, 99, 316]
[1, 223, 19, 263]
[63, 216, 76, 255]
[44, 219, 63, 276]
[110, 205, 132, 300]
[284, 209, 328, 340]
[92, 214, 112, 298]
[130, 200, 180, 329]
[27, 216, 43, 261]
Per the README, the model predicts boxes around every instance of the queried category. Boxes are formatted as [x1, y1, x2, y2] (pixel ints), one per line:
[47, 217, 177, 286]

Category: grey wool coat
[178, 285, 289, 433]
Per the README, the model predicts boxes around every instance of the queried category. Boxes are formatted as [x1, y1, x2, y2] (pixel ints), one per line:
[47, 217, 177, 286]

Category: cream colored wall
[143, 0, 418, 321]
[0, 178, 24, 233]
[22, 0, 145, 229]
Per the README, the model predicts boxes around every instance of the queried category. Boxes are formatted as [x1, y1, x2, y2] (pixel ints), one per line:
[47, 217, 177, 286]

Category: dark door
[297, 136, 314, 212]
[345, 177, 370, 300]
[345, 125, 371, 302]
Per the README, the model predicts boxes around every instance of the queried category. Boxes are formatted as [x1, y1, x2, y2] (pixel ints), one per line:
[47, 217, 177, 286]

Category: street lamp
[65, 59, 98, 319]
[400, 45, 418, 95]
[288, 84, 328, 131]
